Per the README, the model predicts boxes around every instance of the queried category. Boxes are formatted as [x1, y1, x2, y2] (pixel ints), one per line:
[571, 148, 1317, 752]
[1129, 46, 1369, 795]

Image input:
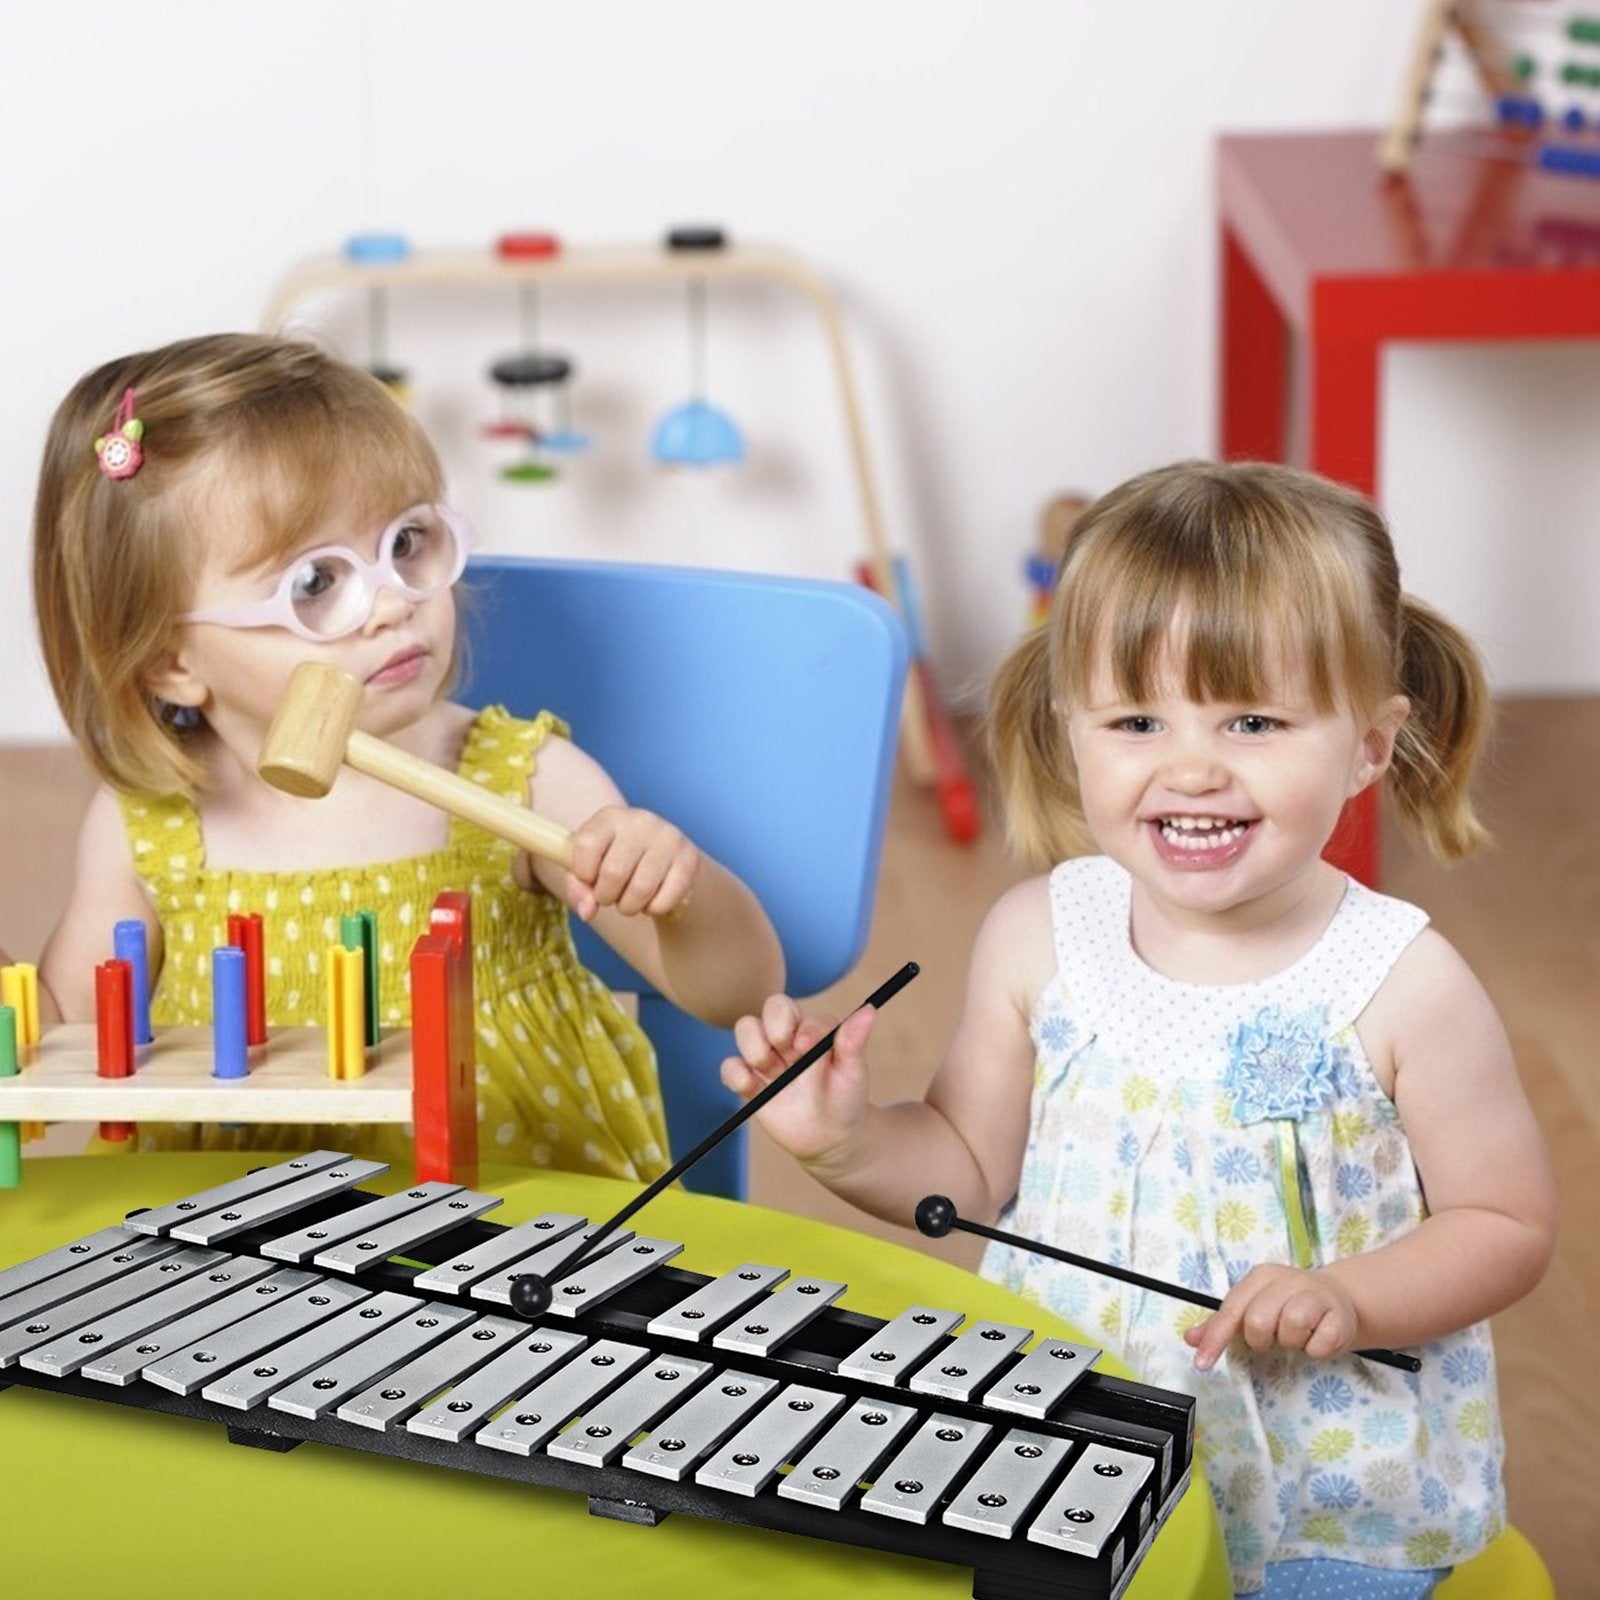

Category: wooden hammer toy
[257, 660, 575, 870]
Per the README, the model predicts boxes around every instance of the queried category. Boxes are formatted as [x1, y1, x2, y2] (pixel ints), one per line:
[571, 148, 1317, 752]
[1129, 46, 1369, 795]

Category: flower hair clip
[94, 387, 145, 480]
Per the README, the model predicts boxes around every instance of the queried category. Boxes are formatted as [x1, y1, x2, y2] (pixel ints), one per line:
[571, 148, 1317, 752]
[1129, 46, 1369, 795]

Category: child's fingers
[832, 1005, 878, 1064]
[1189, 1308, 1237, 1371]
[615, 852, 669, 917]
[719, 1053, 764, 1100]
[644, 853, 699, 918]
[551, 871, 598, 922]
[731, 1009, 792, 1075]
[1301, 1307, 1347, 1361]
[758, 994, 806, 1055]
[512, 851, 598, 922]
[590, 838, 647, 910]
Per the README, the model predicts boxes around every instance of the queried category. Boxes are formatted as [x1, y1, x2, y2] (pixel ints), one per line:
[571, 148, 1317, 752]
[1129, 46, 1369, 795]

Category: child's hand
[1184, 1264, 1360, 1370]
[529, 804, 701, 923]
[720, 997, 877, 1168]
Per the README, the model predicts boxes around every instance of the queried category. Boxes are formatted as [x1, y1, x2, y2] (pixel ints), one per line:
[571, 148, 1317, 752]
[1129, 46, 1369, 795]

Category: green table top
[0, 1155, 1230, 1600]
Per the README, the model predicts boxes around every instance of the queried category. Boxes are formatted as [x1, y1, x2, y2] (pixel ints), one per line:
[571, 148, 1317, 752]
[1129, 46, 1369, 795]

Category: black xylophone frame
[0, 1181, 1197, 1600]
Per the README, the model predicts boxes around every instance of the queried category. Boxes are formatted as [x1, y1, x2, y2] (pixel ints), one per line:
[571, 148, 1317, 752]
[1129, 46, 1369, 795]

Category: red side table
[1218, 128, 1600, 883]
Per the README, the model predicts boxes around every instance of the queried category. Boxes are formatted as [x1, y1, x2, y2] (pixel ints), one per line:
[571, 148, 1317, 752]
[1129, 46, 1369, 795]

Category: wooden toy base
[0, 1026, 417, 1123]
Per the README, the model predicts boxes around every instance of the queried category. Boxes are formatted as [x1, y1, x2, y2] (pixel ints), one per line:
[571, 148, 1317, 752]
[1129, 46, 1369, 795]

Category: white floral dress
[981, 857, 1504, 1595]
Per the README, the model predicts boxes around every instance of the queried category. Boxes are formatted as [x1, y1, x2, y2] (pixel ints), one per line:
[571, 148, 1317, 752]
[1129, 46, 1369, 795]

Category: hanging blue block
[344, 232, 412, 264]
[651, 400, 745, 467]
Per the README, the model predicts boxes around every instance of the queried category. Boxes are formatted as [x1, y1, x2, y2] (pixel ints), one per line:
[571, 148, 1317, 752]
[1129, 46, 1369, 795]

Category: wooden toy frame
[263, 241, 976, 839]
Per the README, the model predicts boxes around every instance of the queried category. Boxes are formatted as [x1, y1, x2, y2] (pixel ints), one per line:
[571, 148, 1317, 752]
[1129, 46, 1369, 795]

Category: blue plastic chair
[457, 556, 910, 1198]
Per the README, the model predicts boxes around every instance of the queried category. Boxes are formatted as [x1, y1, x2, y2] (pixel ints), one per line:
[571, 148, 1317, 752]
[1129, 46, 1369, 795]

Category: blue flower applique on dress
[1222, 1003, 1351, 1124]
[1222, 1004, 1357, 1269]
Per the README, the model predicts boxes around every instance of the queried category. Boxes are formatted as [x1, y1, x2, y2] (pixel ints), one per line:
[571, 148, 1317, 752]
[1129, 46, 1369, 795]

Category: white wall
[2, 1, 1596, 748]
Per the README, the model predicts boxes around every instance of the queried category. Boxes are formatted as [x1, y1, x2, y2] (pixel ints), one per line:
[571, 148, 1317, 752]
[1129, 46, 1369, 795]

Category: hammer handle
[345, 730, 575, 870]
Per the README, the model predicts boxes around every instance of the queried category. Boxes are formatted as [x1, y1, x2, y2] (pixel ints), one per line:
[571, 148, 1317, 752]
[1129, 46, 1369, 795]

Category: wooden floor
[1, 700, 1595, 1592]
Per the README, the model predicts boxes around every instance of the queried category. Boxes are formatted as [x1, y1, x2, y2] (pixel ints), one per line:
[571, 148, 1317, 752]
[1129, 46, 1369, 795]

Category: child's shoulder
[447, 701, 569, 773]
[63, 784, 153, 909]
[971, 873, 1058, 1011]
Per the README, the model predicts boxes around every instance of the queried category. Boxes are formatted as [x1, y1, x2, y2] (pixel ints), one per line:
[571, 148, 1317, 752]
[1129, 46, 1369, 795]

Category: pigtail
[1388, 594, 1492, 861]
[987, 626, 1094, 868]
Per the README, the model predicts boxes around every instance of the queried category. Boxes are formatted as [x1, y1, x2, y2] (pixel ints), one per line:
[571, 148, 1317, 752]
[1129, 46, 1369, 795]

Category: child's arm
[721, 878, 1051, 1230]
[521, 733, 783, 1027]
[1188, 929, 1557, 1368]
[37, 787, 164, 1025]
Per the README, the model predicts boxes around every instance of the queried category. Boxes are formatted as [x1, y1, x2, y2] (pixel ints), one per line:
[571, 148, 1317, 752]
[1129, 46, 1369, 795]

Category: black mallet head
[914, 1194, 957, 1239]
[508, 1273, 553, 1320]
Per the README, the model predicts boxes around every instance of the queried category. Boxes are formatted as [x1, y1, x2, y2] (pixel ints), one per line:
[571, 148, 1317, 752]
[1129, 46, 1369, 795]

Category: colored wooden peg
[2, 963, 44, 1142]
[0, 1005, 19, 1187]
[1, 962, 40, 1047]
[325, 945, 366, 1081]
[211, 947, 249, 1079]
[226, 912, 267, 1046]
[340, 910, 379, 1047]
[409, 891, 477, 1187]
[94, 958, 135, 1142]
[113, 920, 154, 1045]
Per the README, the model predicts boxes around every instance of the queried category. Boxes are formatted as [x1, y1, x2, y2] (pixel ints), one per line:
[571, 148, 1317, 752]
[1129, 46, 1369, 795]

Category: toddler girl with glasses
[13, 331, 782, 1178]
[721, 461, 1556, 1597]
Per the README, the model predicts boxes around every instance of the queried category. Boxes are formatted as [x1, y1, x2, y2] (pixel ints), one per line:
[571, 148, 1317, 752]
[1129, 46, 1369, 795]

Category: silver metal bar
[710, 1276, 845, 1357]
[81, 1268, 319, 1386]
[646, 1263, 788, 1342]
[470, 1227, 633, 1307]
[168, 1160, 389, 1245]
[981, 1337, 1102, 1419]
[543, 1236, 682, 1317]
[200, 1289, 422, 1410]
[0, 1236, 180, 1336]
[620, 1369, 779, 1482]
[906, 1318, 1032, 1401]
[337, 1313, 526, 1431]
[859, 1411, 996, 1525]
[476, 1337, 652, 1457]
[1028, 1443, 1154, 1557]
[412, 1213, 586, 1295]
[141, 1278, 369, 1395]
[124, 1151, 359, 1236]
[778, 1396, 920, 1510]
[836, 1305, 964, 1387]
[259, 1182, 463, 1263]
[693, 1381, 849, 1497]
[269, 1299, 477, 1419]
[406, 1326, 587, 1444]
[2, 1245, 226, 1370]
[311, 1189, 502, 1274]
[0, 1226, 147, 1301]
[22, 1253, 278, 1379]
[544, 1350, 712, 1467]
[942, 1427, 1072, 1538]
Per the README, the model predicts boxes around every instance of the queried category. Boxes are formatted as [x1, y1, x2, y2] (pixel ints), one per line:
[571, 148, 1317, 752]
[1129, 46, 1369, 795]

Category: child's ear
[143, 644, 209, 711]
[1351, 694, 1410, 794]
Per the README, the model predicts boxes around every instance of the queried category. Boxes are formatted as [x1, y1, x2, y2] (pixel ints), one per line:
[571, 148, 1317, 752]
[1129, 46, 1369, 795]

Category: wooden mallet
[257, 661, 574, 870]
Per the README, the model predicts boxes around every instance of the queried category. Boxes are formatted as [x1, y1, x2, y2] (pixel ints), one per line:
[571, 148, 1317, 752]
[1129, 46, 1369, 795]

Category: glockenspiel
[0, 1155, 1195, 1600]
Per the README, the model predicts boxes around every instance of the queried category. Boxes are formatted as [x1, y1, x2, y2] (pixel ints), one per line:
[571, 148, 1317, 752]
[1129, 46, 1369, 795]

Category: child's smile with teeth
[1157, 815, 1252, 851]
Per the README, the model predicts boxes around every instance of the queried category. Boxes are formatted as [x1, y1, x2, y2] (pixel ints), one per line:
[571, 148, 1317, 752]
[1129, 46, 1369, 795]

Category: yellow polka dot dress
[115, 707, 669, 1180]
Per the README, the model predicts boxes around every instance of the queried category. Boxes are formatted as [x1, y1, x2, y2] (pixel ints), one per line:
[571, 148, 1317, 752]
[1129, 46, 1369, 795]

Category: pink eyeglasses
[182, 504, 469, 642]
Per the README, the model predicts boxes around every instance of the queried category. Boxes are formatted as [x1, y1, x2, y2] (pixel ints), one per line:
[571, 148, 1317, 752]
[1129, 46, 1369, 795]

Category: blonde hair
[990, 460, 1491, 868]
[33, 333, 445, 797]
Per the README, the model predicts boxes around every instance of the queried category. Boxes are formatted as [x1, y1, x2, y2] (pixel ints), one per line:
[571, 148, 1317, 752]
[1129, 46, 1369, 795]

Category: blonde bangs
[1051, 468, 1392, 716]
[221, 381, 442, 573]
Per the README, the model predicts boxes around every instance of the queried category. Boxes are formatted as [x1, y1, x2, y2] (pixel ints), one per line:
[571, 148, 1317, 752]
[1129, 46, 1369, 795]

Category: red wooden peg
[94, 958, 134, 1142]
[409, 891, 478, 1186]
